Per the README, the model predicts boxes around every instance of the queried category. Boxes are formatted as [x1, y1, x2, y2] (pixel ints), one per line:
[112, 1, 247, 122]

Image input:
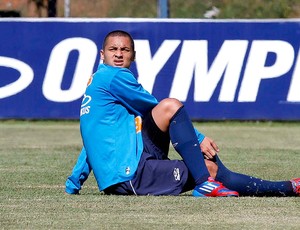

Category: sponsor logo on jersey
[80, 94, 91, 116]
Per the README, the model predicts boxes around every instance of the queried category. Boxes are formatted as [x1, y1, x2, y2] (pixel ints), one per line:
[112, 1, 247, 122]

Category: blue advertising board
[1, 18, 300, 120]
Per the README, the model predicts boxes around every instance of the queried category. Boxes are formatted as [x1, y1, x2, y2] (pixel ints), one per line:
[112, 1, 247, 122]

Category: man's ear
[100, 50, 104, 60]
[131, 51, 136, 61]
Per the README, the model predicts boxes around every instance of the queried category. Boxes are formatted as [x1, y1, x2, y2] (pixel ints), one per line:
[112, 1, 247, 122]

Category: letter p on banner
[238, 40, 294, 102]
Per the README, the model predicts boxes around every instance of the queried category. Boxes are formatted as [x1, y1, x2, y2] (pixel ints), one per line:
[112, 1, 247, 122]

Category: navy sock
[215, 155, 295, 197]
[169, 106, 210, 185]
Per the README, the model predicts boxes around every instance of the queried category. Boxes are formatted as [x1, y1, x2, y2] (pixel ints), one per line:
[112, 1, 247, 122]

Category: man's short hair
[102, 30, 135, 51]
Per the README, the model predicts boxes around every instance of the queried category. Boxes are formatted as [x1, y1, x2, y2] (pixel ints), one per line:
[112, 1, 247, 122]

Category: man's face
[100, 35, 135, 68]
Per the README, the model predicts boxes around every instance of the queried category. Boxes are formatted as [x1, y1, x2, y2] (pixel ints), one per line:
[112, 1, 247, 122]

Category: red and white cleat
[192, 177, 239, 198]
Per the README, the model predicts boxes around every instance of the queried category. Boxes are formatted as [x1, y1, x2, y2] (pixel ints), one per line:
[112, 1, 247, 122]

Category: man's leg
[151, 98, 238, 197]
[151, 98, 210, 183]
[214, 155, 299, 197]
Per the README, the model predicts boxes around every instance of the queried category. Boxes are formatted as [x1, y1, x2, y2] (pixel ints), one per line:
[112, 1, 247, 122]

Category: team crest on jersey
[86, 74, 94, 87]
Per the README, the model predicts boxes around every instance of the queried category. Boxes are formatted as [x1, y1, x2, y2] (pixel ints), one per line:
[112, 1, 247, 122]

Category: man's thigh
[105, 152, 195, 196]
[131, 152, 194, 195]
[142, 111, 170, 158]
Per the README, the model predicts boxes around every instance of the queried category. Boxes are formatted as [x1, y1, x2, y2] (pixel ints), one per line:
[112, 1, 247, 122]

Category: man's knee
[151, 98, 183, 132]
[159, 98, 183, 117]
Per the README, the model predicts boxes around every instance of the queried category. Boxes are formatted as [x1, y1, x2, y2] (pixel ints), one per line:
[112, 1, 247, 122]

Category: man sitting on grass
[65, 30, 300, 197]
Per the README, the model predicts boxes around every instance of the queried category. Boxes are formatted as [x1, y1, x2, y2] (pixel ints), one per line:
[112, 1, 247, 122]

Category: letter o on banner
[43, 37, 98, 102]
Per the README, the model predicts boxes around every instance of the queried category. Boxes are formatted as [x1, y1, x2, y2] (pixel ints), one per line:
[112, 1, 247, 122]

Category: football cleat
[290, 178, 300, 196]
[193, 177, 239, 197]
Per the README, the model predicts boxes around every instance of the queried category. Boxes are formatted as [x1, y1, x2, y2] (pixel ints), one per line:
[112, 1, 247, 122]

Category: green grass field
[0, 120, 300, 229]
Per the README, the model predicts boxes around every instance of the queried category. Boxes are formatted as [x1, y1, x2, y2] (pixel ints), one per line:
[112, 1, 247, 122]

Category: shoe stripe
[199, 184, 218, 192]
[199, 188, 212, 193]
[203, 184, 218, 190]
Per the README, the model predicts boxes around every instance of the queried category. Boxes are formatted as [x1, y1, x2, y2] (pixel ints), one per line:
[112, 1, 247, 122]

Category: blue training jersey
[66, 63, 206, 193]
[80, 64, 158, 190]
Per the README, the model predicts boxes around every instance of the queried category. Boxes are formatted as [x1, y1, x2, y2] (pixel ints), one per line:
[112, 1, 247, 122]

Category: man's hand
[200, 136, 219, 159]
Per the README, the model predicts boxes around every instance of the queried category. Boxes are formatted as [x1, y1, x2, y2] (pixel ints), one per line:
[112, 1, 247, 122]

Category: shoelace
[210, 179, 225, 188]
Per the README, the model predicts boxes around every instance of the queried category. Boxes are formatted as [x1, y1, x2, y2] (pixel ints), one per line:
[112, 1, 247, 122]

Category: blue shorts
[104, 112, 195, 195]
